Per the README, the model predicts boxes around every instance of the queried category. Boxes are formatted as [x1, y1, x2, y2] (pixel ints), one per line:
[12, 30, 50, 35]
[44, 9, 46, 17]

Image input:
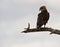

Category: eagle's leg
[44, 25, 45, 28]
[37, 26, 40, 29]
[37, 25, 41, 29]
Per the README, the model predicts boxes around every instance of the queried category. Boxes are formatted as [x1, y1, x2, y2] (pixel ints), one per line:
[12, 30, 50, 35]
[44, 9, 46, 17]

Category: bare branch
[21, 23, 60, 35]
[22, 27, 60, 35]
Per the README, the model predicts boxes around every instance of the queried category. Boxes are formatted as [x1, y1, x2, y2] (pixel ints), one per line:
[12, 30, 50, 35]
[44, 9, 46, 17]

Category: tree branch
[22, 23, 60, 35]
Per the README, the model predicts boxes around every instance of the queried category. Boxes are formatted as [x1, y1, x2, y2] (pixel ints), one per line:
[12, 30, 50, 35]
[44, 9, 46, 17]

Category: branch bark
[22, 27, 60, 35]
[22, 23, 60, 35]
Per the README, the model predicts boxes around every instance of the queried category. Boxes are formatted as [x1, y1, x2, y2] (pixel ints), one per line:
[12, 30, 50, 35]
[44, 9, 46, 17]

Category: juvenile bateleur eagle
[37, 6, 50, 29]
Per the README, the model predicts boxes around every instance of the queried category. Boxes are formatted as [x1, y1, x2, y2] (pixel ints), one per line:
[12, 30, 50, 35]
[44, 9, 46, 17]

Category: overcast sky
[0, 0, 60, 47]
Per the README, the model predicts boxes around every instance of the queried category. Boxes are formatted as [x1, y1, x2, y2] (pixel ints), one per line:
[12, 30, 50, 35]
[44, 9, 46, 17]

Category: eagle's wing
[43, 12, 49, 25]
[37, 13, 44, 27]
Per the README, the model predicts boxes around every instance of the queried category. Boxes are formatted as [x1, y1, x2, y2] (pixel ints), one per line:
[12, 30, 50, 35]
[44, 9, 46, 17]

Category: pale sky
[0, 0, 60, 47]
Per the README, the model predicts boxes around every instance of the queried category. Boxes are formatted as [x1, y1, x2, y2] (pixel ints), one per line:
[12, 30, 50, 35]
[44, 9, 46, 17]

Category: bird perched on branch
[37, 6, 50, 29]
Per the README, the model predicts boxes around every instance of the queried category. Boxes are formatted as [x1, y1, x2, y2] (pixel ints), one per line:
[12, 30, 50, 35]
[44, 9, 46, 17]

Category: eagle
[37, 6, 50, 29]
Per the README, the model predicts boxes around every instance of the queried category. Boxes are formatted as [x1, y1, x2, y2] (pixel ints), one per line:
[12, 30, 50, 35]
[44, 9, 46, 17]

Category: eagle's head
[39, 6, 47, 12]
